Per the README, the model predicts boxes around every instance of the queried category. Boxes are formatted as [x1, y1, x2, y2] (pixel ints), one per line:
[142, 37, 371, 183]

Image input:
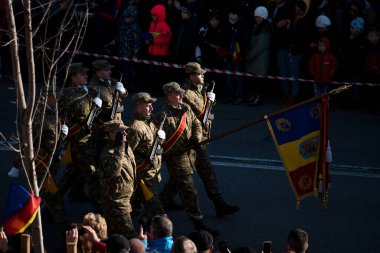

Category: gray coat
[245, 27, 271, 76]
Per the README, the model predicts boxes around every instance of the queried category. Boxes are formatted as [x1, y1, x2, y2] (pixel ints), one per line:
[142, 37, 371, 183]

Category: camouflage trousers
[160, 156, 203, 220]
[160, 145, 221, 203]
[58, 139, 101, 209]
[101, 185, 137, 239]
[132, 168, 165, 219]
[194, 145, 221, 201]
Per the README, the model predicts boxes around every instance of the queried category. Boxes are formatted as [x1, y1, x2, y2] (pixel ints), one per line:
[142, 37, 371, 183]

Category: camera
[218, 240, 228, 253]
[263, 241, 272, 253]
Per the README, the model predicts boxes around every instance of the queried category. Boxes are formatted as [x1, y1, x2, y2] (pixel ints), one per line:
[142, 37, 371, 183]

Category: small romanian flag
[1, 183, 41, 235]
[266, 99, 326, 202]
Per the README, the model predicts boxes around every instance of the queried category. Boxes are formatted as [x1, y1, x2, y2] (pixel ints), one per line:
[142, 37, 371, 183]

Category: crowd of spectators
[0, 212, 310, 253]
[0, 0, 379, 110]
[74, 0, 379, 109]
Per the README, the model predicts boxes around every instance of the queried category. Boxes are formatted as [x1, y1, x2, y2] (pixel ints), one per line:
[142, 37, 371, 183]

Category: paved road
[1, 78, 380, 252]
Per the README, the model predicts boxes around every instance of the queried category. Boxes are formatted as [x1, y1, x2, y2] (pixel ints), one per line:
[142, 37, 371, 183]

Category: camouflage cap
[133, 92, 157, 105]
[68, 63, 88, 76]
[184, 62, 206, 75]
[92, 60, 114, 71]
[162, 82, 185, 95]
[104, 120, 128, 133]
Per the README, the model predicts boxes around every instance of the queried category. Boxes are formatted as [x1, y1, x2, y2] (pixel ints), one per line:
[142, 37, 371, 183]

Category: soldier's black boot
[213, 197, 240, 218]
[191, 218, 220, 238]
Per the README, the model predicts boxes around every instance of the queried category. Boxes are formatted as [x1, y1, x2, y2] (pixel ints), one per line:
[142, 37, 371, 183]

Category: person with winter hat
[351, 17, 365, 33]
[245, 6, 271, 106]
[315, 15, 331, 29]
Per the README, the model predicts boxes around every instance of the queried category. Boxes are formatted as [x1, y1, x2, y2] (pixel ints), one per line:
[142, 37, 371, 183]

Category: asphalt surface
[1, 75, 380, 252]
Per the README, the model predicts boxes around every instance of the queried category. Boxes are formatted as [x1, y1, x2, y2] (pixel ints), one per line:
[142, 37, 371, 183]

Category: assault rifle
[110, 88, 121, 120]
[202, 81, 215, 125]
[86, 96, 101, 130]
[149, 114, 167, 162]
[110, 76, 124, 120]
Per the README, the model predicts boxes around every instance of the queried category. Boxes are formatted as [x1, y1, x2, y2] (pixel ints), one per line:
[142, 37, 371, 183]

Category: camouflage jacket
[126, 114, 162, 174]
[89, 76, 125, 122]
[157, 102, 202, 171]
[182, 80, 214, 138]
[13, 105, 59, 170]
[100, 141, 136, 199]
[58, 85, 97, 140]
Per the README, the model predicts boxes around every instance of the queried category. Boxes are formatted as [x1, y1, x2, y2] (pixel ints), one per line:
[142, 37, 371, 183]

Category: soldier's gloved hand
[114, 131, 126, 146]
[157, 130, 166, 140]
[115, 82, 126, 94]
[94, 97, 102, 108]
[207, 92, 216, 102]
[8, 167, 20, 178]
[61, 124, 68, 137]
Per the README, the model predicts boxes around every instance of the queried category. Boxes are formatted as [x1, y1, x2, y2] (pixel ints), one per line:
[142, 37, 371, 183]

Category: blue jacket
[143, 236, 174, 253]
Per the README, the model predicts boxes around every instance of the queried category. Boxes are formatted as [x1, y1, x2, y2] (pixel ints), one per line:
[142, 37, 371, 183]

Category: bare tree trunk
[4, 0, 44, 252]
[22, 1, 44, 252]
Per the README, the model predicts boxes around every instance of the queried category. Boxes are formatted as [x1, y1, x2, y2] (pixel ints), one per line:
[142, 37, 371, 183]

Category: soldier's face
[97, 69, 112, 80]
[136, 103, 153, 117]
[190, 73, 204, 85]
[71, 72, 88, 86]
[166, 92, 183, 107]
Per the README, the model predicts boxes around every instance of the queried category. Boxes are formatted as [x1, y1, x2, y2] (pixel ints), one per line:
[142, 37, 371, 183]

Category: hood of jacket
[151, 4, 166, 23]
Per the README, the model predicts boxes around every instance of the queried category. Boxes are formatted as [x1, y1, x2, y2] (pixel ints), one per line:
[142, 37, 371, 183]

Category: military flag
[1, 183, 41, 235]
[266, 96, 330, 207]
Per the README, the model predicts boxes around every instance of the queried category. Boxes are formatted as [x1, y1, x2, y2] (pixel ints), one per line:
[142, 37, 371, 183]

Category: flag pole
[199, 85, 352, 146]
[163, 85, 351, 160]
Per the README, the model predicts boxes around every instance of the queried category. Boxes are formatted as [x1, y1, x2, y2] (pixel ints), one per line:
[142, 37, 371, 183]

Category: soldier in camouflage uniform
[126, 93, 166, 222]
[99, 120, 137, 239]
[157, 82, 219, 237]
[182, 62, 239, 217]
[8, 87, 70, 231]
[57, 63, 102, 209]
[89, 60, 128, 160]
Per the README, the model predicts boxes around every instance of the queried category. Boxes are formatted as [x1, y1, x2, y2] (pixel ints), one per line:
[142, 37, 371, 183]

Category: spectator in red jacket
[147, 4, 172, 58]
[145, 4, 173, 94]
[309, 37, 337, 96]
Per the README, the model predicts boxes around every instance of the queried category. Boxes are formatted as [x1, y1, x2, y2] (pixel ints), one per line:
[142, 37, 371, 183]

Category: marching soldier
[99, 120, 137, 239]
[182, 62, 239, 217]
[57, 63, 102, 209]
[126, 92, 166, 221]
[89, 59, 128, 160]
[8, 86, 70, 231]
[157, 82, 219, 237]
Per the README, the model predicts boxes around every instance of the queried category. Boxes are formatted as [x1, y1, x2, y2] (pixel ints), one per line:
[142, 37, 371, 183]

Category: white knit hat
[254, 6, 268, 20]
[315, 15, 331, 28]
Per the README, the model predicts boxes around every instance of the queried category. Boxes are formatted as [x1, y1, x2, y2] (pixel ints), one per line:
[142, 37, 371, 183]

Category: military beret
[92, 60, 114, 71]
[133, 92, 157, 105]
[68, 63, 88, 76]
[188, 230, 213, 251]
[184, 62, 206, 75]
[162, 82, 185, 95]
[104, 120, 128, 133]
